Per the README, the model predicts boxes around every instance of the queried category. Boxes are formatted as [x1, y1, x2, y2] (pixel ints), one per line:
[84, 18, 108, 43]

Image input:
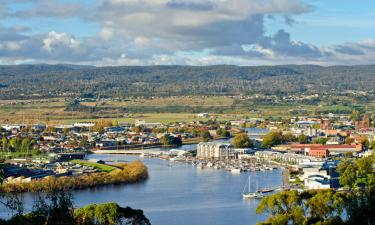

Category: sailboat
[242, 176, 264, 199]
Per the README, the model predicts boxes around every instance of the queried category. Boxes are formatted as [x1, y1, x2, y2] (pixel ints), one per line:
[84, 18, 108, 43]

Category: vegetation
[261, 131, 297, 148]
[1, 64, 375, 99]
[256, 156, 375, 225]
[159, 134, 182, 147]
[0, 161, 148, 193]
[0, 191, 150, 225]
[216, 128, 230, 138]
[233, 133, 253, 148]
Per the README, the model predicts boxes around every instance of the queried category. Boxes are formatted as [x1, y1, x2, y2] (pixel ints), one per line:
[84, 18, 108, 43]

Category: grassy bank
[0, 160, 148, 193]
[70, 160, 117, 172]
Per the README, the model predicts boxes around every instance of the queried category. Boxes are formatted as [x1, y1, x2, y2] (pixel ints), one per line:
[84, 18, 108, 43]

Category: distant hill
[0, 64, 374, 99]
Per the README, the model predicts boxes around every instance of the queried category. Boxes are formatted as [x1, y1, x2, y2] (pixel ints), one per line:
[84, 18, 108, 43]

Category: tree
[2, 137, 7, 152]
[298, 134, 308, 144]
[131, 126, 142, 134]
[1, 191, 151, 225]
[337, 160, 357, 189]
[256, 190, 347, 225]
[233, 133, 253, 148]
[360, 136, 370, 150]
[200, 131, 212, 142]
[160, 135, 182, 147]
[216, 128, 230, 137]
[312, 137, 328, 144]
[282, 133, 296, 143]
[345, 137, 355, 145]
[74, 203, 151, 225]
[261, 131, 283, 149]
[21, 138, 31, 153]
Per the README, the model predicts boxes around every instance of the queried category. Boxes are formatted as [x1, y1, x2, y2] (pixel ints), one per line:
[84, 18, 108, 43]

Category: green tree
[298, 134, 308, 144]
[233, 133, 253, 148]
[216, 128, 230, 137]
[200, 131, 212, 142]
[2, 137, 7, 152]
[337, 160, 357, 189]
[282, 133, 296, 143]
[261, 131, 283, 149]
[160, 135, 182, 147]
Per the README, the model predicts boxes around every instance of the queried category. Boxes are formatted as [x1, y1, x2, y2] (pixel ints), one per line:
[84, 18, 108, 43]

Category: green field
[70, 160, 118, 172]
[0, 96, 373, 125]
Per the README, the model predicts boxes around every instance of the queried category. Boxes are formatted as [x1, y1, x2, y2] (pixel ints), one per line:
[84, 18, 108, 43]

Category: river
[2, 153, 283, 225]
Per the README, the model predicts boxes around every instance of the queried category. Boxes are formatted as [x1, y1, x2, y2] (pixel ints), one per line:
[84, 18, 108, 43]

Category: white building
[73, 122, 95, 128]
[197, 142, 235, 160]
[304, 175, 331, 189]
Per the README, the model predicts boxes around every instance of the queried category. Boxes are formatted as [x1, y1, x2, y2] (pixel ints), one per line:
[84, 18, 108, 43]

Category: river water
[2, 153, 283, 225]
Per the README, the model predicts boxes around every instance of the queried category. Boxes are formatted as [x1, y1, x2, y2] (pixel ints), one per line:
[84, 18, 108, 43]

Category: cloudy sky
[0, 0, 375, 66]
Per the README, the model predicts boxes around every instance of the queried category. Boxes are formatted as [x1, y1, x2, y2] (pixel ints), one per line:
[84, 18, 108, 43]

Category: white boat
[242, 176, 264, 199]
[231, 168, 241, 174]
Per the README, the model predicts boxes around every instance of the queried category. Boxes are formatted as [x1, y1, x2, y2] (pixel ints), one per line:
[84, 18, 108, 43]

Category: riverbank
[0, 160, 148, 193]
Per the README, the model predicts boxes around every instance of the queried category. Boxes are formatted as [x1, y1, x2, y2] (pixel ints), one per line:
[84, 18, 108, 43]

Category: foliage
[0, 161, 148, 193]
[0, 191, 150, 225]
[2, 64, 375, 99]
[159, 134, 182, 147]
[298, 134, 308, 144]
[233, 133, 253, 148]
[216, 128, 230, 137]
[200, 131, 212, 142]
[312, 137, 328, 144]
[261, 131, 296, 149]
[337, 157, 375, 189]
[258, 156, 375, 225]
[74, 203, 151, 225]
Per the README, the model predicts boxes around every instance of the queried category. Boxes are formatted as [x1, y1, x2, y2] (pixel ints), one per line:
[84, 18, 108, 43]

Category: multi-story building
[196, 142, 235, 160]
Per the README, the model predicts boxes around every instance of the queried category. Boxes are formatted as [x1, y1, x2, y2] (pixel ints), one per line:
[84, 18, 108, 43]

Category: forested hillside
[0, 64, 374, 99]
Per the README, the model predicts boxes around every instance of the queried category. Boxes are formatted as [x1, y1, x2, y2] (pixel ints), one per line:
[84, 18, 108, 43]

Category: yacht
[242, 176, 264, 199]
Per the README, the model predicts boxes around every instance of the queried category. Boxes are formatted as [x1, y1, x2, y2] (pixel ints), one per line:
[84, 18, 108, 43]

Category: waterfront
[1, 153, 282, 225]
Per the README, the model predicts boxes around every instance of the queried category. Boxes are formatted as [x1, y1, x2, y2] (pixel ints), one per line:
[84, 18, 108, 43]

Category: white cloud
[0, 0, 374, 66]
[42, 32, 79, 52]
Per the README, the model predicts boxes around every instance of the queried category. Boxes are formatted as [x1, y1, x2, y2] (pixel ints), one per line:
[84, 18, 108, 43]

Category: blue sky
[0, 0, 374, 65]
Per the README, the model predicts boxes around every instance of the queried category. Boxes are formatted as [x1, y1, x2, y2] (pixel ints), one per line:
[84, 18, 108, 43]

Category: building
[290, 143, 362, 156]
[304, 175, 331, 189]
[308, 148, 329, 158]
[197, 113, 209, 118]
[196, 142, 235, 160]
[73, 122, 95, 128]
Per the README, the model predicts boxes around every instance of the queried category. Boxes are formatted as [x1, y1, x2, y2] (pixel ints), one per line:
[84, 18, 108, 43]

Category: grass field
[70, 160, 118, 172]
[0, 96, 372, 125]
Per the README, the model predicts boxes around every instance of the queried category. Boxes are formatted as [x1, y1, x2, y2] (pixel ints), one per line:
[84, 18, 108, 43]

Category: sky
[0, 0, 375, 66]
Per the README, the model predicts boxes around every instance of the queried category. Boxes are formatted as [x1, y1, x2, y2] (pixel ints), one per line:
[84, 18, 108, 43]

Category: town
[1, 111, 374, 193]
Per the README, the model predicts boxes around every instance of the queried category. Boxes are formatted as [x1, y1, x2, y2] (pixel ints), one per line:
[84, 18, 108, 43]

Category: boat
[231, 168, 241, 174]
[242, 176, 264, 199]
[260, 187, 274, 193]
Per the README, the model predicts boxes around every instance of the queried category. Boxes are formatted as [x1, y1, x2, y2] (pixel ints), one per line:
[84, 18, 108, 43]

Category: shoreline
[0, 160, 148, 193]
